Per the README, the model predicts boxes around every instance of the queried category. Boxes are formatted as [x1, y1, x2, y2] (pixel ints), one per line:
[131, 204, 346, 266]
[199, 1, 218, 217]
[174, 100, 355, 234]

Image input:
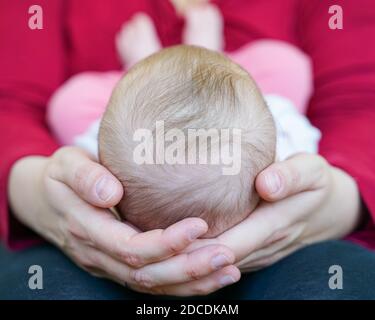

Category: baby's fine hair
[99, 45, 276, 237]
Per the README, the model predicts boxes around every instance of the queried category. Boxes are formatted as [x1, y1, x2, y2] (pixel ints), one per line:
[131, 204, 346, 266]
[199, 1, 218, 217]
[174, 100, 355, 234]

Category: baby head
[99, 45, 276, 237]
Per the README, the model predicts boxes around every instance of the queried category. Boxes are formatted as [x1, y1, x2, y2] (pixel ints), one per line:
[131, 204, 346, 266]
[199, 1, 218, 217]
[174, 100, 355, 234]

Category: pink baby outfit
[228, 40, 312, 114]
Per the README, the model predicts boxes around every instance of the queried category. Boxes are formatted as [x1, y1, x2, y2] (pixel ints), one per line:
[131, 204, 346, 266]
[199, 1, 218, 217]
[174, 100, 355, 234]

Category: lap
[0, 244, 142, 299]
[0, 240, 374, 299]
[212, 240, 375, 300]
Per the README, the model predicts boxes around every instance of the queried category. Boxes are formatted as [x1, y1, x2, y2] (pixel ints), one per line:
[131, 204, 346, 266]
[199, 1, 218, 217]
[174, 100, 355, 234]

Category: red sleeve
[0, 1, 65, 249]
[298, 1, 375, 238]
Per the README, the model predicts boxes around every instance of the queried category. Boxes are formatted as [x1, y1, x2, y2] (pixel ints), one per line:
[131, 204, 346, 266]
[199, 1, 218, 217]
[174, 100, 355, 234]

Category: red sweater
[1, 0, 375, 250]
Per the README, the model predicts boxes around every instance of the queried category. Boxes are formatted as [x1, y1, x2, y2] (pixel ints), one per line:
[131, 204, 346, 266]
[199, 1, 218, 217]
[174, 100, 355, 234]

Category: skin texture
[183, 153, 362, 274]
[8, 147, 240, 296]
[8, 148, 361, 296]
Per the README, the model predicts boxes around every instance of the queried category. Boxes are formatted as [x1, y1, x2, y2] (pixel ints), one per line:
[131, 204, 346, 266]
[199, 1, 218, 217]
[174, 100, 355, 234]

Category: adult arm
[298, 0, 375, 232]
[235, 0, 375, 264]
[220, 0, 375, 267]
[1, 1, 240, 295]
[0, 0, 65, 248]
[180, 0, 375, 273]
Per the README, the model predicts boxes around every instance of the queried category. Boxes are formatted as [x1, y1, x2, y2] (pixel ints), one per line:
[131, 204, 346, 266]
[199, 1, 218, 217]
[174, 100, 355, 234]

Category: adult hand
[186, 153, 362, 272]
[8, 146, 240, 296]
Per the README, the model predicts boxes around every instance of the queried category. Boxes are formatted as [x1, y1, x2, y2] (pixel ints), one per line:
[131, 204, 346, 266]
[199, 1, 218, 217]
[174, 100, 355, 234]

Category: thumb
[255, 153, 328, 202]
[50, 147, 124, 208]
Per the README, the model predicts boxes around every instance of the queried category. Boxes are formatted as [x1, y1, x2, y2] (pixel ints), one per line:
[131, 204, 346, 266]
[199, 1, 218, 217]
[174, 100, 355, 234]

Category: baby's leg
[228, 40, 319, 160]
[116, 13, 162, 69]
[183, 4, 224, 51]
[228, 40, 313, 114]
[47, 71, 122, 146]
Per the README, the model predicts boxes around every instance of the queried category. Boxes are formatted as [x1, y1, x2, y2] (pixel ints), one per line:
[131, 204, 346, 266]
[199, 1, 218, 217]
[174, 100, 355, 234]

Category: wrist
[330, 166, 362, 235]
[8, 156, 49, 232]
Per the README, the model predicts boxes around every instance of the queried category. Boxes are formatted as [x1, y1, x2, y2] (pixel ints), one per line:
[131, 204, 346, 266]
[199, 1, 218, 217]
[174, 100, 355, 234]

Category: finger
[121, 218, 209, 267]
[214, 204, 274, 259]
[216, 190, 322, 260]
[255, 153, 329, 202]
[239, 243, 303, 272]
[72, 204, 208, 267]
[131, 266, 241, 296]
[182, 238, 218, 253]
[50, 146, 124, 207]
[75, 242, 237, 295]
[235, 222, 306, 268]
[130, 245, 235, 288]
[72, 243, 133, 287]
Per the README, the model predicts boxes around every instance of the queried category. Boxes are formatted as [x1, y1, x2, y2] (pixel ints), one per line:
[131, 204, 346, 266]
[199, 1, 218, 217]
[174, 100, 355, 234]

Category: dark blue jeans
[0, 240, 374, 299]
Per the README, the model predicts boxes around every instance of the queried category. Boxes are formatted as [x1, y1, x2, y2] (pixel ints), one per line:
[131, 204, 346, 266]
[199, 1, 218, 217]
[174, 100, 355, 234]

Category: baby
[99, 44, 275, 236]
[48, 4, 320, 237]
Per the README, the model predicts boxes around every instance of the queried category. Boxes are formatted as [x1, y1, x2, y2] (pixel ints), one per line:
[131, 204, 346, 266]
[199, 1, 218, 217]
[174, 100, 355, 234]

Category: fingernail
[219, 275, 236, 287]
[264, 172, 281, 194]
[188, 228, 202, 241]
[96, 176, 116, 201]
[211, 254, 230, 270]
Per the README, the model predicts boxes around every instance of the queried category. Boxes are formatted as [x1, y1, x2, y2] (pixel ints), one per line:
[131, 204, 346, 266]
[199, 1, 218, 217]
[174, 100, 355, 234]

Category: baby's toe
[133, 13, 153, 31]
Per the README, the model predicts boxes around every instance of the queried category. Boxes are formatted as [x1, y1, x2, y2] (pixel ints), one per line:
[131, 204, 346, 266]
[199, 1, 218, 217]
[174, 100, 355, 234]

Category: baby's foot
[183, 4, 224, 51]
[170, 0, 209, 15]
[116, 13, 162, 69]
